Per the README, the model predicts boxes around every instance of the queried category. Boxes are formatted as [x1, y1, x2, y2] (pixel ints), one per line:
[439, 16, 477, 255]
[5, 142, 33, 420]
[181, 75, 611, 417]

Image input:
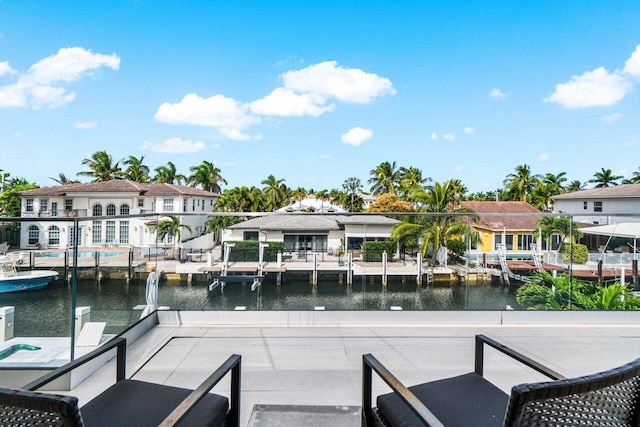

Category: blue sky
[1, 1, 640, 194]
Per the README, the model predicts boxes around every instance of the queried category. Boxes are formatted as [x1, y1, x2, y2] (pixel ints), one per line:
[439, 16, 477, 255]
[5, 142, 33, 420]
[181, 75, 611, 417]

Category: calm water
[0, 275, 520, 337]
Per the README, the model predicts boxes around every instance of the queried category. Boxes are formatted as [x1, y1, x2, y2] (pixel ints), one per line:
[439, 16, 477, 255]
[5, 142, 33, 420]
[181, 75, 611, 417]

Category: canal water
[0, 276, 519, 337]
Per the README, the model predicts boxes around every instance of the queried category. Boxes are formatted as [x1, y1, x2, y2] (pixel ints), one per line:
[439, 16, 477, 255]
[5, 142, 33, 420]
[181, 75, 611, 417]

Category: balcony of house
[21, 209, 88, 218]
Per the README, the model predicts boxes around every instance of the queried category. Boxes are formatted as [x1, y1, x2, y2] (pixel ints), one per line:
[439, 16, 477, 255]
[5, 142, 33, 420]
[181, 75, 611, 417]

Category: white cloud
[250, 87, 334, 117]
[0, 61, 16, 77]
[489, 88, 508, 99]
[155, 93, 260, 140]
[602, 113, 623, 125]
[430, 133, 439, 141]
[623, 45, 640, 76]
[544, 67, 631, 108]
[454, 165, 464, 172]
[537, 153, 549, 161]
[464, 127, 475, 135]
[281, 61, 396, 104]
[341, 127, 373, 146]
[0, 47, 120, 109]
[443, 133, 456, 141]
[74, 121, 97, 129]
[141, 137, 206, 153]
[624, 137, 639, 148]
[319, 154, 332, 160]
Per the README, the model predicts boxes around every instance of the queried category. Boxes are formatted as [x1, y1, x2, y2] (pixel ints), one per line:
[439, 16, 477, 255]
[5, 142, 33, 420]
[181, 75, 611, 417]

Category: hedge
[225, 241, 284, 262]
[561, 243, 588, 264]
[362, 241, 396, 262]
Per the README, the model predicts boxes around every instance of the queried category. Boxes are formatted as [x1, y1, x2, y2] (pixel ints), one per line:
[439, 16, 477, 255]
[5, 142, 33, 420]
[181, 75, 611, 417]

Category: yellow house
[461, 201, 549, 253]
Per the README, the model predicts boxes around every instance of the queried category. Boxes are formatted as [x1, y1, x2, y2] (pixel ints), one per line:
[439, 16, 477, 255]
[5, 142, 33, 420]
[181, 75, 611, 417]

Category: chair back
[0, 387, 83, 427]
[504, 358, 640, 426]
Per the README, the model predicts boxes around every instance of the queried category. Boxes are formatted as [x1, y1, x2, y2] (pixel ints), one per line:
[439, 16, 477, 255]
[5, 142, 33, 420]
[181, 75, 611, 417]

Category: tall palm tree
[261, 175, 289, 211]
[149, 215, 192, 257]
[290, 187, 308, 210]
[566, 180, 586, 193]
[342, 177, 362, 212]
[205, 215, 241, 243]
[368, 161, 400, 195]
[78, 151, 123, 182]
[315, 189, 330, 211]
[153, 161, 187, 184]
[123, 155, 150, 183]
[49, 173, 80, 185]
[398, 166, 429, 199]
[502, 164, 541, 202]
[392, 180, 474, 264]
[589, 168, 623, 188]
[188, 161, 227, 193]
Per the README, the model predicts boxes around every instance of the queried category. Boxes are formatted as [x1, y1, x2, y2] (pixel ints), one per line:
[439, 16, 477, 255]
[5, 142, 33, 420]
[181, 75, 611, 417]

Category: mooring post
[382, 251, 387, 286]
[347, 252, 353, 285]
[312, 253, 318, 285]
[64, 249, 69, 284]
[416, 252, 423, 285]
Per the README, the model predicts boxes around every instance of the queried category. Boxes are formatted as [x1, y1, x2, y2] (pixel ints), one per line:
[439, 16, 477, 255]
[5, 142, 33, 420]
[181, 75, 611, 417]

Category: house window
[284, 235, 328, 252]
[163, 198, 174, 212]
[183, 199, 188, 212]
[583, 201, 588, 210]
[92, 204, 103, 217]
[120, 204, 130, 215]
[69, 225, 82, 247]
[137, 198, 144, 208]
[28, 225, 39, 245]
[92, 220, 102, 244]
[494, 234, 514, 251]
[201, 199, 204, 210]
[244, 231, 259, 241]
[517, 234, 534, 251]
[51, 202, 58, 217]
[65, 199, 73, 211]
[192, 200, 195, 211]
[48, 226, 60, 246]
[542, 234, 562, 250]
[26, 198, 34, 212]
[594, 201, 603, 212]
[106, 220, 116, 243]
[119, 221, 129, 244]
[40, 199, 48, 212]
[106, 204, 116, 216]
[167, 234, 174, 244]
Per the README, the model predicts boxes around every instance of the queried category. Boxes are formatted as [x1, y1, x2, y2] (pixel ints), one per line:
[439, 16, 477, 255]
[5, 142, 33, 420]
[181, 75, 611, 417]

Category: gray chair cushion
[377, 373, 509, 427]
[80, 379, 228, 427]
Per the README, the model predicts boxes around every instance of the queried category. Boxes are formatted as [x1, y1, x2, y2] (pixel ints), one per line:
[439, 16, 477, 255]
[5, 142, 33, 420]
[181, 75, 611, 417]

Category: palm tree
[566, 180, 586, 193]
[153, 161, 187, 184]
[205, 215, 241, 243]
[261, 175, 289, 211]
[392, 180, 474, 264]
[290, 187, 308, 210]
[123, 155, 150, 182]
[188, 161, 227, 193]
[398, 166, 429, 199]
[50, 173, 80, 185]
[342, 177, 363, 212]
[315, 189, 330, 211]
[502, 164, 541, 202]
[368, 161, 400, 195]
[589, 168, 623, 188]
[627, 167, 640, 184]
[78, 151, 123, 182]
[149, 215, 192, 257]
[543, 172, 567, 194]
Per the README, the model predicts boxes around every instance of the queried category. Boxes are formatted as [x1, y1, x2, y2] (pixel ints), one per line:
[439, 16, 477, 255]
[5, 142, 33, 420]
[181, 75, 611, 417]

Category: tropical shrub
[363, 241, 396, 262]
[445, 239, 466, 257]
[225, 241, 283, 262]
[561, 243, 588, 264]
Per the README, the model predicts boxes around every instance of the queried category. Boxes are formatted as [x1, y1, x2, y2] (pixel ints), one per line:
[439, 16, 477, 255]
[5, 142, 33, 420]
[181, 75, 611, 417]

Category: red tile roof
[17, 180, 220, 197]
[461, 201, 542, 231]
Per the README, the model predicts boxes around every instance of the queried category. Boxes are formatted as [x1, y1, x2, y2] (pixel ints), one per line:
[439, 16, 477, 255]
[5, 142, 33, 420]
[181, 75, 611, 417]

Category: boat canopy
[580, 223, 640, 239]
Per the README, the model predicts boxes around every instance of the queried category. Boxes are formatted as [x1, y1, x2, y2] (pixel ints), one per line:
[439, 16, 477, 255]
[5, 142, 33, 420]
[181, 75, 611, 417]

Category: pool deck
[56, 311, 640, 426]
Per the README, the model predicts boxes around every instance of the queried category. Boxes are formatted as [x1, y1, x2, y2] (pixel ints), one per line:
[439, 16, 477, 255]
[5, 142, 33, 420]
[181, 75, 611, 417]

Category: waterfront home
[461, 201, 560, 252]
[16, 180, 219, 250]
[552, 184, 640, 225]
[221, 213, 399, 254]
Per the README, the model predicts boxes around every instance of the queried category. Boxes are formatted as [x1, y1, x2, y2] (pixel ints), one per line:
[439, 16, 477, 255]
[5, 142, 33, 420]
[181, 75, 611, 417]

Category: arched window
[48, 225, 60, 245]
[120, 204, 130, 215]
[93, 204, 103, 217]
[28, 225, 40, 245]
[106, 204, 116, 216]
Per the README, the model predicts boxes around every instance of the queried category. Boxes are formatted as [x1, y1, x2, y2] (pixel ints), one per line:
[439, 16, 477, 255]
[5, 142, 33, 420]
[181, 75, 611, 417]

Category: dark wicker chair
[363, 334, 640, 427]
[0, 337, 241, 427]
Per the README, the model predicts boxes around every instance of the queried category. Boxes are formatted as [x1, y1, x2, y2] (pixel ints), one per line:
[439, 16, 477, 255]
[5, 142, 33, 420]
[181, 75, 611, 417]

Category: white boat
[0, 256, 58, 293]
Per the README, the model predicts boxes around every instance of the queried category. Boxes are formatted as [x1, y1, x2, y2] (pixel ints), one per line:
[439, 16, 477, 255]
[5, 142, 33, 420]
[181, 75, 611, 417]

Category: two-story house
[552, 184, 640, 225]
[17, 180, 219, 249]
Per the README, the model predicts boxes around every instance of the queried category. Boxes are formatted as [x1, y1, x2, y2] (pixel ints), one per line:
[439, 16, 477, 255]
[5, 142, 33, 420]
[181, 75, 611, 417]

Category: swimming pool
[35, 251, 126, 258]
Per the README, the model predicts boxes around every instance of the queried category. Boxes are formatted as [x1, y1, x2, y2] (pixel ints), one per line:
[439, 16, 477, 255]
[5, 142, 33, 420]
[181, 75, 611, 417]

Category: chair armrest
[159, 354, 241, 427]
[475, 334, 565, 380]
[362, 354, 443, 427]
[23, 337, 127, 391]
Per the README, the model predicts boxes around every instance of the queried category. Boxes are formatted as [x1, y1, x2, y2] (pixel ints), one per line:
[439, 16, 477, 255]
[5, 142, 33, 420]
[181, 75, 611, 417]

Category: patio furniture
[363, 334, 640, 426]
[0, 337, 241, 426]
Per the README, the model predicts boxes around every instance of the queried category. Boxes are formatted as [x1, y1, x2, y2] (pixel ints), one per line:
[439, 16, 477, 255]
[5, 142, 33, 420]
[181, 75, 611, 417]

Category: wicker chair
[0, 337, 241, 427]
[363, 334, 640, 427]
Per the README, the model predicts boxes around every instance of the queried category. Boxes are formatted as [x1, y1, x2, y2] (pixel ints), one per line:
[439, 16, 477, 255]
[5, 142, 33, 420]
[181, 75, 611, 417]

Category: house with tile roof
[16, 180, 219, 250]
[552, 184, 640, 225]
[222, 214, 399, 254]
[461, 201, 559, 253]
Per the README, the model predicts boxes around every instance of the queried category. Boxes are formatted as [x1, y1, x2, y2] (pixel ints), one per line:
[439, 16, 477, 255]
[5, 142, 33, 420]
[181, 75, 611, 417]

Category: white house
[222, 214, 399, 253]
[552, 184, 640, 225]
[17, 180, 219, 249]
